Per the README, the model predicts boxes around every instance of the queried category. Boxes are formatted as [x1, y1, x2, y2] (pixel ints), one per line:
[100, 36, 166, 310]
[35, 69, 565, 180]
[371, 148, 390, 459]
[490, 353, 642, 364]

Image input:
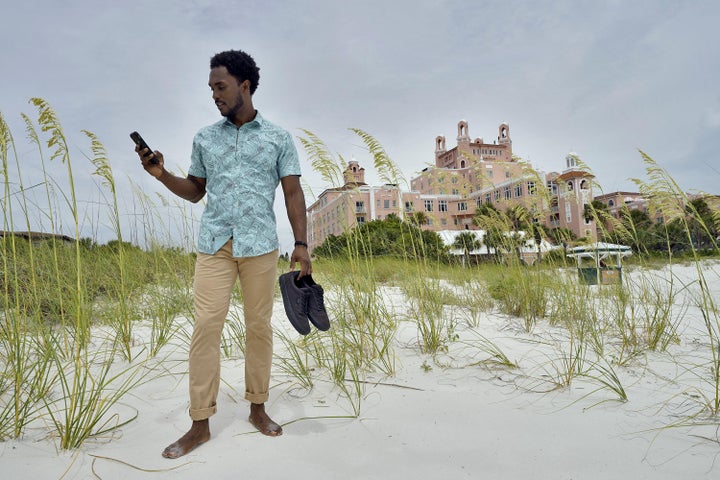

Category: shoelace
[310, 286, 326, 310]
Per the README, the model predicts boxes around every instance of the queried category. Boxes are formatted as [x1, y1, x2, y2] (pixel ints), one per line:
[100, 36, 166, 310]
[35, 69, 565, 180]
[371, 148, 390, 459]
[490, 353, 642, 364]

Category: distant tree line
[312, 197, 719, 262]
[312, 204, 578, 264]
[590, 197, 719, 256]
[312, 213, 448, 260]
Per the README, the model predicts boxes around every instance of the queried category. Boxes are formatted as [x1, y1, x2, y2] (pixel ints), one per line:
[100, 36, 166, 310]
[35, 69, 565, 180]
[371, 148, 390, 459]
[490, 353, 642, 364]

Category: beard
[221, 93, 244, 121]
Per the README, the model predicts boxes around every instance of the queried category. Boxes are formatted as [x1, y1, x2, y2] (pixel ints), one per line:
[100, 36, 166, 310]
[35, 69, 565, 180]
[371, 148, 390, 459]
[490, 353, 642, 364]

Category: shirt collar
[222, 110, 264, 129]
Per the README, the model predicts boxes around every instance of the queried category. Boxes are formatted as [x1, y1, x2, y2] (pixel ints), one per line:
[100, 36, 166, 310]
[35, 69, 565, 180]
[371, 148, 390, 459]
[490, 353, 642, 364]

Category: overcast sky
[2, 0, 719, 251]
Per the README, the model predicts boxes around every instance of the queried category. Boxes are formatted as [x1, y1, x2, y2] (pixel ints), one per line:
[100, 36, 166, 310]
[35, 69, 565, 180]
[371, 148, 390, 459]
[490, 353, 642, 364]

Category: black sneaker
[297, 274, 331, 331]
[279, 271, 311, 335]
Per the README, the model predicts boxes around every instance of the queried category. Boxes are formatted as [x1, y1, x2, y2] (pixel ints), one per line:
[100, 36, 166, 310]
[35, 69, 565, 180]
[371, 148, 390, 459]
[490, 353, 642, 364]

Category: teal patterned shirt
[188, 111, 301, 257]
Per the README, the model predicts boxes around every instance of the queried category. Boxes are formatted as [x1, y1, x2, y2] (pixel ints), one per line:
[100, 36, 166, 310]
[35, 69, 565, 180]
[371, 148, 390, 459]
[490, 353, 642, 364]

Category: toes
[162, 445, 181, 459]
[249, 416, 283, 436]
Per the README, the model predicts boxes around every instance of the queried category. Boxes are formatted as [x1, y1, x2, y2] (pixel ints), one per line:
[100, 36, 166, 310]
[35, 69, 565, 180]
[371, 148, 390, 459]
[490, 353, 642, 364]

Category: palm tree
[408, 211, 428, 227]
[686, 197, 718, 249]
[505, 204, 531, 231]
[473, 203, 505, 263]
[453, 231, 482, 267]
[474, 201, 499, 220]
[504, 205, 534, 263]
[483, 227, 506, 263]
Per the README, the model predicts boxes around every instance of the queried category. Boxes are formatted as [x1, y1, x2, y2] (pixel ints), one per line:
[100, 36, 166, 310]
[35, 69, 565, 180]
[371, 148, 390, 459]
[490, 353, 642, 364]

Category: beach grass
[1, 100, 719, 451]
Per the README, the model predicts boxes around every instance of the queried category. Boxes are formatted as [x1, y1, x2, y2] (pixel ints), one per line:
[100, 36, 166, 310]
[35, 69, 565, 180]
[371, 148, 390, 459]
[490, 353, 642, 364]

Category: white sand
[3, 261, 720, 479]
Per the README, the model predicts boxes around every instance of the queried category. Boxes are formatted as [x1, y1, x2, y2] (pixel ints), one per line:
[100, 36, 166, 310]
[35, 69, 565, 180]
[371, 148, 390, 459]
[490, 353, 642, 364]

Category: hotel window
[514, 184, 522, 197]
[384, 199, 390, 209]
[504, 186, 511, 200]
[355, 201, 364, 213]
[485, 193, 491, 203]
[494, 190, 501, 201]
[458, 202, 467, 211]
[405, 201, 414, 212]
[438, 200, 448, 212]
[424, 200, 434, 212]
[527, 181, 536, 195]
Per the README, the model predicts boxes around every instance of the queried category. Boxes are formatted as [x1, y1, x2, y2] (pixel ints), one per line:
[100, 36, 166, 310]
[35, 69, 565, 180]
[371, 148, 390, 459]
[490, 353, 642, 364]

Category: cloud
[2, 0, 719, 248]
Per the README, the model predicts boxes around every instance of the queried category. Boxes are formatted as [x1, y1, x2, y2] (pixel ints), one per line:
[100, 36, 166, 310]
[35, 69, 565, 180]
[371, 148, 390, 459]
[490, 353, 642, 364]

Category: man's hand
[135, 144, 164, 179]
[290, 245, 312, 279]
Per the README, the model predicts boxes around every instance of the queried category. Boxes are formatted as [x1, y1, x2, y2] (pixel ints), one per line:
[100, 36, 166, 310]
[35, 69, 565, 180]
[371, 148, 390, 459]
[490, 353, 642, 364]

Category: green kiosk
[567, 242, 632, 285]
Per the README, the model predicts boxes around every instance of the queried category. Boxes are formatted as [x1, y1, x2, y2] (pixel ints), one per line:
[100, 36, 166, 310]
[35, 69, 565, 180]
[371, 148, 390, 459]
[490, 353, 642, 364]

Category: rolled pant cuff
[189, 404, 217, 421]
[245, 391, 269, 404]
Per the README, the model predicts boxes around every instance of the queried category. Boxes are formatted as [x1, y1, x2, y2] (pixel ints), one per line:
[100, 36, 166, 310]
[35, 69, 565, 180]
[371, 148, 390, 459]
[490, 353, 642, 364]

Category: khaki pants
[188, 240, 277, 421]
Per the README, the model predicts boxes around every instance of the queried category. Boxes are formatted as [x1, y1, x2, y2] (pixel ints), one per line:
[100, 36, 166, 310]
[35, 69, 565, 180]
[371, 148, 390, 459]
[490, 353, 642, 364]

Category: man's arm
[281, 175, 311, 277]
[136, 146, 206, 203]
[157, 170, 207, 203]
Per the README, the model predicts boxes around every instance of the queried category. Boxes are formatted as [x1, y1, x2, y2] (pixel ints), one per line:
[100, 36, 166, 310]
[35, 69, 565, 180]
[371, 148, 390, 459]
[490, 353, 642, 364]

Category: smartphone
[130, 131, 159, 164]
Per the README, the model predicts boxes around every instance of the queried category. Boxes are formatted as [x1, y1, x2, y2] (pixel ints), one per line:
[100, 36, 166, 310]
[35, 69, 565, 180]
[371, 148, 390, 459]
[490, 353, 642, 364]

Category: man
[136, 49, 311, 459]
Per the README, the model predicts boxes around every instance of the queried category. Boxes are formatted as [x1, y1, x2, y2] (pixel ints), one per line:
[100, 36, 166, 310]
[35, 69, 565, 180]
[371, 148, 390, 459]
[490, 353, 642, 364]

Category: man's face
[209, 66, 249, 120]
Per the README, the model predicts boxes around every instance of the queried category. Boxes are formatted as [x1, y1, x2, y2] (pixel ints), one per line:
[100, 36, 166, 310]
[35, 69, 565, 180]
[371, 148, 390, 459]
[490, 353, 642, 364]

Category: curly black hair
[210, 50, 260, 94]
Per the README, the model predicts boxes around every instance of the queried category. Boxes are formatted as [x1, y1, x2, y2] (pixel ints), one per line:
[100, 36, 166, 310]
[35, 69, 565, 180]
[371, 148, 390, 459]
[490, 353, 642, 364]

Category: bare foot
[249, 403, 283, 436]
[162, 419, 211, 459]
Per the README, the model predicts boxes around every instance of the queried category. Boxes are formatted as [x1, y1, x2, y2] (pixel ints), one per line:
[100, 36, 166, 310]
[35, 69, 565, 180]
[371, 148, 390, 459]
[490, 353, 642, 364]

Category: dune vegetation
[1, 99, 719, 453]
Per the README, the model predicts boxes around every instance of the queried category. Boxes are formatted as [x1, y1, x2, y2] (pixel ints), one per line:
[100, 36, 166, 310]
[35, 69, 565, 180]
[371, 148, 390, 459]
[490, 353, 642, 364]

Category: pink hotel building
[306, 120, 597, 251]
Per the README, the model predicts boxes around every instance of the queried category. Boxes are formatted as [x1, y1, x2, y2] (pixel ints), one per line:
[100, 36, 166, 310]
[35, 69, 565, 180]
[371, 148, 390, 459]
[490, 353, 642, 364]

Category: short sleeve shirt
[188, 111, 301, 257]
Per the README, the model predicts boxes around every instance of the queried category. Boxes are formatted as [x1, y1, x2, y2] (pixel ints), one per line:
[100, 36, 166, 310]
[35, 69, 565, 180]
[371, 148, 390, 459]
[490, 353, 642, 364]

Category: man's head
[210, 50, 260, 94]
[209, 50, 260, 124]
